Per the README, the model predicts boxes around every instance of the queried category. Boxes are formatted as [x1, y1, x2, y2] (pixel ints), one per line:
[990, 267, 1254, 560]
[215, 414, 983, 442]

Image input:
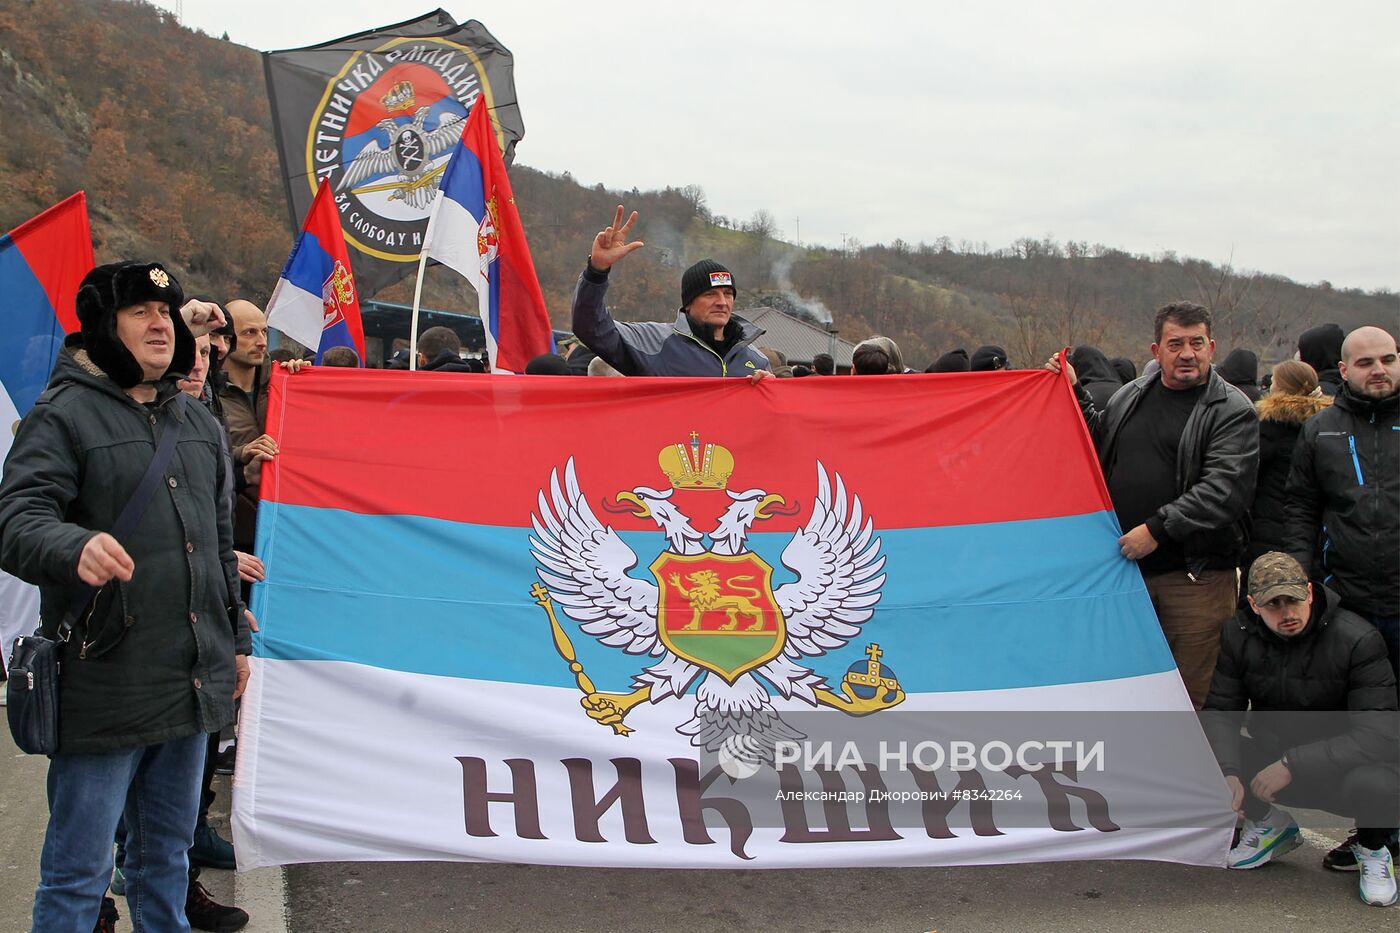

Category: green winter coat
[0, 342, 249, 754]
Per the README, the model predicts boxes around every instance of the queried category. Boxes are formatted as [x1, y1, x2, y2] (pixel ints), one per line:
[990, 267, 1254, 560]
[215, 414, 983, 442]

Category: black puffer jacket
[422, 349, 482, 373]
[1284, 385, 1399, 616]
[1076, 366, 1260, 576]
[1203, 585, 1397, 780]
[0, 344, 249, 754]
[1247, 391, 1332, 569]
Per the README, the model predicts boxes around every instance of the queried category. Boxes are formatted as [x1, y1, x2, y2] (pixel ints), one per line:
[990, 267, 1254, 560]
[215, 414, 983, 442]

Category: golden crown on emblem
[658, 432, 734, 490]
[381, 81, 416, 113]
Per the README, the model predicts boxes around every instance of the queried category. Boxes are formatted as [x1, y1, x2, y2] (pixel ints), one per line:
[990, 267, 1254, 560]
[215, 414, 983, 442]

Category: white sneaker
[1355, 843, 1398, 907]
[1228, 809, 1302, 869]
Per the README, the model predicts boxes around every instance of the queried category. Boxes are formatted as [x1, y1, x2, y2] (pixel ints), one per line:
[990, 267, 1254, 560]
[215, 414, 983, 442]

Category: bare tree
[679, 184, 708, 219]
[1191, 253, 1316, 359]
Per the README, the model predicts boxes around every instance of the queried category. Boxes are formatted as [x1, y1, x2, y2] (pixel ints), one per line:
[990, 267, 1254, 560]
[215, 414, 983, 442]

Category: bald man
[1285, 325, 1399, 661]
[1283, 325, 1399, 871]
[218, 300, 277, 553]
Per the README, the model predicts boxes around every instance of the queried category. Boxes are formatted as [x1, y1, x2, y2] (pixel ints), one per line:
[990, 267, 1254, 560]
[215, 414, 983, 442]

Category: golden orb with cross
[842, 643, 901, 703]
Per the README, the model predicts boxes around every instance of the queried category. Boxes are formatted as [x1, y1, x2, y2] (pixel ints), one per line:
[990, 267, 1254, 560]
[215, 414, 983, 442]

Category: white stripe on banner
[265, 280, 326, 353]
[424, 196, 497, 366]
[233, 658, 1232, 870]
[0, 384, 39, 665]
[423, 195, 480, 283]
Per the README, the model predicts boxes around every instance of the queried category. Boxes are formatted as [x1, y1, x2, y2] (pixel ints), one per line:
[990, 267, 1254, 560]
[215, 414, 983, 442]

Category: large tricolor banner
[234, 370, 1235, 869]
[0, 193, 93, 664]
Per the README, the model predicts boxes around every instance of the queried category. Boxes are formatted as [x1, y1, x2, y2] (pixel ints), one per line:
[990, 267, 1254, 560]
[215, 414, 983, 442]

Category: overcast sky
[161, 1, 1397, 291]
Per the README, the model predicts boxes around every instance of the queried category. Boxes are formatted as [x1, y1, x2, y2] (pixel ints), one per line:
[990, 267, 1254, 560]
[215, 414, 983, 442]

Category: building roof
[740, 305, 856, 367]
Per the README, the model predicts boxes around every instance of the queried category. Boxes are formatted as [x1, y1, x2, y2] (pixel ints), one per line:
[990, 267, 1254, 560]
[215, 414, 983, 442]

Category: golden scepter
[530, 583, 633, 736]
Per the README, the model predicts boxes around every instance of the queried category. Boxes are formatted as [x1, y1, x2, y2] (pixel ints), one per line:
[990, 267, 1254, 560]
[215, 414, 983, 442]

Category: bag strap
[57, 393, 189, 642]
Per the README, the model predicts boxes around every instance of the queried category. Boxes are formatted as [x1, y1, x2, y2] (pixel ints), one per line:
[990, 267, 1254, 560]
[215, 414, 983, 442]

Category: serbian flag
[266, 179, 366, 364]
[0, 192, 93, 664]
[421, 100, 552, 372]
[234, 370, 1235, 870]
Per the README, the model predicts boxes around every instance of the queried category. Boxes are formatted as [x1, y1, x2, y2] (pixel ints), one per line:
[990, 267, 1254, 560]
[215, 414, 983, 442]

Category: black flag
[263, 10, 525, 297]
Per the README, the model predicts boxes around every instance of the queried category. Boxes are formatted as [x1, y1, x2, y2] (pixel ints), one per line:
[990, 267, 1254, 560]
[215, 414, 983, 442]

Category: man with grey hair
[1047, 301, 1259, 708]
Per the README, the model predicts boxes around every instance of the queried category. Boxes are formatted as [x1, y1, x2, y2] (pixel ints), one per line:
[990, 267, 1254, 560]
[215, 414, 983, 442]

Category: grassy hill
[2, 0, 1394, 368]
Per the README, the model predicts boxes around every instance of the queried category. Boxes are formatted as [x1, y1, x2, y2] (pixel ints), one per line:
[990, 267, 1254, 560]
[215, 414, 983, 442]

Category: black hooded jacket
[1284, 384, 1400, 616]
[1218, 349, 1262, 402]
[1069, 346, 1123, 410]
[421, 349, 482, 373]
[1203, 585, 1397, 781]
[1297, 324, 1345, 397]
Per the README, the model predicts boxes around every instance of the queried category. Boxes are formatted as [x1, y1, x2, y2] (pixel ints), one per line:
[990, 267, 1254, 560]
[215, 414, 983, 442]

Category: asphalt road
[283, 837, 1396, 933]
[3, 725, 1393, 932]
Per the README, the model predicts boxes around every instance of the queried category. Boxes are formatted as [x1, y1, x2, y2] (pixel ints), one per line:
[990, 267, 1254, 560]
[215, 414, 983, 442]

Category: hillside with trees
[2, 0, 1394, 368]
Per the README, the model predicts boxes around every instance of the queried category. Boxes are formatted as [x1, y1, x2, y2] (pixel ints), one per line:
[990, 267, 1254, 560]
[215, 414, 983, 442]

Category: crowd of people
[0, 205, 1395, 930]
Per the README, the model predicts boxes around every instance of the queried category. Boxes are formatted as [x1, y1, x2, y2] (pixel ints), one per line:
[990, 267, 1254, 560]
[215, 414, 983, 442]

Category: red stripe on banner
[9, 192, 93, 333]
[261, 368, 1111, 531]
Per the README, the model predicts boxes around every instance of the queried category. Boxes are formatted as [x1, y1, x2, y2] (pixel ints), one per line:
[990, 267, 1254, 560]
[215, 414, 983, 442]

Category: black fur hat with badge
[75, 261, 192, 388]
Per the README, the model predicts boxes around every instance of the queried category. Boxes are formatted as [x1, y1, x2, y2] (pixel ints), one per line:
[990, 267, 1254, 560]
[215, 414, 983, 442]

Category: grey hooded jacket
[570, 267, 770, 377]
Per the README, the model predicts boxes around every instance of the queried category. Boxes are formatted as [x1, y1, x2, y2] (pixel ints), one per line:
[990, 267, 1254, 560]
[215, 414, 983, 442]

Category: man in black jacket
[1284, 325, 1398, 680]
[1047, 302, 1260, 708]
[416, 326, 480, 372]
[0, 262, 252, 930]
[1202, 553, 1397, 906]
[1283, 325, 1400, 871]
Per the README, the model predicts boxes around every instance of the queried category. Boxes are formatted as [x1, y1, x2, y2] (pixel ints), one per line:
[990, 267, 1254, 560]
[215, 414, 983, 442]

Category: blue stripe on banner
[317, 320, 358, 362]
[487, 243, 500, 349]
[282, 231, 334, 296]
[251, 504, 1174, 693]
[0, 235, 66, 416]
[441, 142, 485, 217]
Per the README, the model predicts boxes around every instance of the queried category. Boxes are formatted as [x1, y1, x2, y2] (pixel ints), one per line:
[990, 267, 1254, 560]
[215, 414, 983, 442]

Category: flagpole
[407, 250, 430, 372]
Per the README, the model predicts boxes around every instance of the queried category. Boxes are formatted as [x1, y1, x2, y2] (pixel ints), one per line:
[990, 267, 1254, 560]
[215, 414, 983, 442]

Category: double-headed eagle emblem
[338, 106, 464, 210]
[529, 434, 903, 767]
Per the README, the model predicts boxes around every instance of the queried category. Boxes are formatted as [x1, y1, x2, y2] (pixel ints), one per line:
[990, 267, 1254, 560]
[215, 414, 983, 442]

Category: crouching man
[0, 262, 251, 930]
[1202, 552, 1398, 906]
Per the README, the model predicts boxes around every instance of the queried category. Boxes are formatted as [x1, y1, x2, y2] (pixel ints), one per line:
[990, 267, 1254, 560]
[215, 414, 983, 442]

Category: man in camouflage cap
[1202, 552, 1398, 906]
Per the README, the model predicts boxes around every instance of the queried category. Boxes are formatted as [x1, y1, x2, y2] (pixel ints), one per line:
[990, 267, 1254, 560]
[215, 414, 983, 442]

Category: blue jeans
[32, 731, 207, 932]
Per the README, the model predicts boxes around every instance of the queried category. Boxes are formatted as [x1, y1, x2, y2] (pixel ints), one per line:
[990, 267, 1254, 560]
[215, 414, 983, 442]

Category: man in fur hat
[0, 262, 252, 930]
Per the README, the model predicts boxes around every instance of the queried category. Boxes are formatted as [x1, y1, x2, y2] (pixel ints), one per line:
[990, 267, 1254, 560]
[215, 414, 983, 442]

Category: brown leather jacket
[217, 361, 270, 550]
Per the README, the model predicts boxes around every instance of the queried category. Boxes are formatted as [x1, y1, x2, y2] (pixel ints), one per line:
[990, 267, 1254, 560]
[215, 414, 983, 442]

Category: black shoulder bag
[7, 394, 187, 754]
